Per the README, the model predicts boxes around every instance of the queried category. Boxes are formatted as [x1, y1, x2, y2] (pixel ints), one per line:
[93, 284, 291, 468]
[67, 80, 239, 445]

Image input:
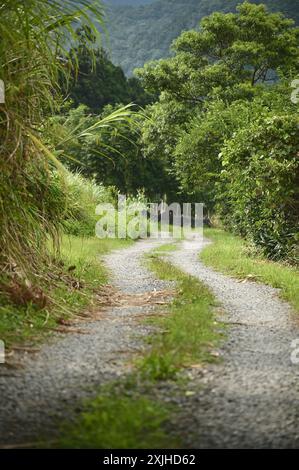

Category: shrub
[220, 113, 299, 262]
[61, 172, 117, 237]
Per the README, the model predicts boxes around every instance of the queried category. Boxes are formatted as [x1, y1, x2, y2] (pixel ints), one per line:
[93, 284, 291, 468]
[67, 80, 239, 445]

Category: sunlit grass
[202, 228, 299, 313]
[140, 253, 224, 380]
[0, 235, 132, 347]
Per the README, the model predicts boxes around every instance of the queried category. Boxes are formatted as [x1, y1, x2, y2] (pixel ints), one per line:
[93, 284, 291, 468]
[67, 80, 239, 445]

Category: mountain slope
[104, 0, 154, 5]
[104, 0, 299, 76]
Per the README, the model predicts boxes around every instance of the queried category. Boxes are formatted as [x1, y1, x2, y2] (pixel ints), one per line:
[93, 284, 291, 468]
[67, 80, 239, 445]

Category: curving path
[166, 237, 299, 448]
[0, 235, 298, 448]
[0, 238, 170, 447]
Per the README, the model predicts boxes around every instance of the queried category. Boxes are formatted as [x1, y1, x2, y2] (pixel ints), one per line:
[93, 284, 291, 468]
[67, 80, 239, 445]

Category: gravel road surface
[166, 237, 299, 449]
[0, 239, 169, 447]
[1, 236, 298, 448]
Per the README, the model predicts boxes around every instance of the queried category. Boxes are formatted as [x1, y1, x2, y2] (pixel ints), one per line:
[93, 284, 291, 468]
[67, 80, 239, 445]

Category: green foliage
[105, 0, 299, 76]
[140, 98, 190, 200]
[59, 172, 117, 237]
[174, 100, 254, 208]
[66, 36, 153, 112]
[50, 102, 175, 199]
[173, 83, 297, 204]
[58, 171, 153, 240]
[220, 111, 299, 261]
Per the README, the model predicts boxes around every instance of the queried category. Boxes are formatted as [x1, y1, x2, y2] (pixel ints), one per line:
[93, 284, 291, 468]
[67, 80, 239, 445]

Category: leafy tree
[137, 2, 299, 105]
[105, 0, 299, 76]
[137, 2, 299, 202]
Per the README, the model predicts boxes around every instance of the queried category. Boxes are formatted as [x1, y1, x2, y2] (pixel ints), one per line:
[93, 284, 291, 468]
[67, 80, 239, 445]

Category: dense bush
[173, 100, 255, 210]
[220, 113, 299, 262]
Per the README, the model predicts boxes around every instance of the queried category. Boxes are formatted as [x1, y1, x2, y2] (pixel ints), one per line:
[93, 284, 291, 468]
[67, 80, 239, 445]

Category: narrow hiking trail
[0, 236, 299, 448]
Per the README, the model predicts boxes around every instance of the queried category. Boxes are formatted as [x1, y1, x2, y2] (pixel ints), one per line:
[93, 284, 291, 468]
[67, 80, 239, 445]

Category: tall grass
[0, 1, 135, 285]
[61, 171, 117, 237]
[0, 1, 104, 274]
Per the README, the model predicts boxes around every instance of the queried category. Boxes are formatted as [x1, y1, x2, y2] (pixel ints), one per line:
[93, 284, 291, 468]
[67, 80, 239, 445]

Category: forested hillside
[104, 0, 153, 5]
[104, 0, 299, 75]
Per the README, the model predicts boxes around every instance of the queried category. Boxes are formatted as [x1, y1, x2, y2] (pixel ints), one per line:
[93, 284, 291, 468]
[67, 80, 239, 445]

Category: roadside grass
[202, 228, 299, 313]
[56, 381, 178, 449]
[140, 253, 224, 381]
[0, 235, 132, 348]
[59, 234, 132, 287]
[151, 242, 179, 253]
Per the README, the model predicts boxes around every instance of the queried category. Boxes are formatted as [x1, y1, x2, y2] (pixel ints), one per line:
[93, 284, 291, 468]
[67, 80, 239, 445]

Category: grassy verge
[54, 244, 222, 449]
[0, 235, 132, 348]
[56, 380, 178, 449]
[201, 228, 299, 313]
[150, 242, 179, 253]
[141, 253, 224, 380]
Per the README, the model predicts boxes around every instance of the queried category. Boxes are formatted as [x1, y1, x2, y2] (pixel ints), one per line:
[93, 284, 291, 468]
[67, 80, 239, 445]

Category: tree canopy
[104, 0, 299, 75]
[135, 2, 299, 261]
[137, 2, 299, 105]
[66, 32, 153, 112]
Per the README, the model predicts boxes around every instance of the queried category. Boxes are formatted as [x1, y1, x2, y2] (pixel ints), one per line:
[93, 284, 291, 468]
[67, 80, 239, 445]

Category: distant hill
[104, 1, 154, 5]
[103, 0, 299, 76]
